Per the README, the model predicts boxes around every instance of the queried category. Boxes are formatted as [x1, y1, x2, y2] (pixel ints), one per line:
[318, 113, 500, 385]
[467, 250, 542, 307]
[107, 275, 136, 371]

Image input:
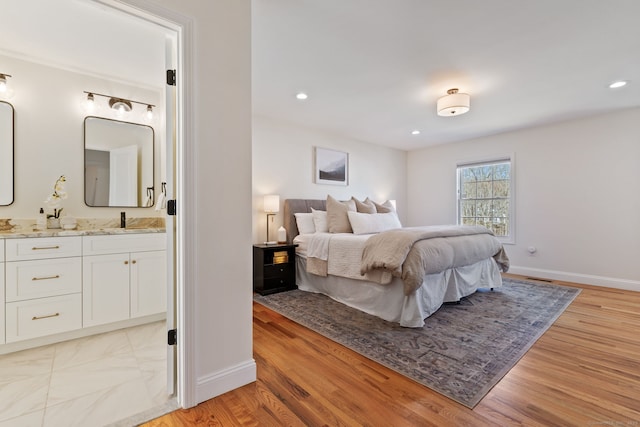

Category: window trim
[456, 154, 515, 245]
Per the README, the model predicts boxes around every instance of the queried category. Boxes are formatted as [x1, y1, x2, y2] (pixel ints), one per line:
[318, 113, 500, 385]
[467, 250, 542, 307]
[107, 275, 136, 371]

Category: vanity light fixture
[0, 73, 11, 93]
[146, 105, 154, 120]
[82, 91, 155, 117]
[109, 97, 132, 113]
[85, 92, 95, 110]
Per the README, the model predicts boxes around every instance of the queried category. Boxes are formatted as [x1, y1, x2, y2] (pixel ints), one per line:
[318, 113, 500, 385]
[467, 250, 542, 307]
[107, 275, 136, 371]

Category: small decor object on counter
[60, 216, 78, 230]
[277, 226, 287, 244]
[44, 175, 68, 228]
[36, 207, 47, 231]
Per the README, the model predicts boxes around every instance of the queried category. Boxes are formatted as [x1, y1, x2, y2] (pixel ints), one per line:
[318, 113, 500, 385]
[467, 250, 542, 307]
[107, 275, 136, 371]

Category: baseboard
[509, 266, 640, 292]
[195, 359, 257, 404]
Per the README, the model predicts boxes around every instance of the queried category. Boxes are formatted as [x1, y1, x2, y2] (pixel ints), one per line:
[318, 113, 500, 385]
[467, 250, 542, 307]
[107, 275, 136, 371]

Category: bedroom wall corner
[252, 115, 408, 243]
[406, 108, 640, 292]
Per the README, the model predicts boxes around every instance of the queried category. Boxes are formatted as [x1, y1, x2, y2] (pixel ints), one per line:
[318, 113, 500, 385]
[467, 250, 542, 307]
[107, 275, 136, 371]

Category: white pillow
[311, 208, 329, 233]
[294, 212, 316, 234]
[347, 211, 402, 235]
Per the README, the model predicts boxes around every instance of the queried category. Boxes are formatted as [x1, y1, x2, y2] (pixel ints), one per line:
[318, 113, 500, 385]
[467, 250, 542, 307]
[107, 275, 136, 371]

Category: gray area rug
[254, 277, 581, 408]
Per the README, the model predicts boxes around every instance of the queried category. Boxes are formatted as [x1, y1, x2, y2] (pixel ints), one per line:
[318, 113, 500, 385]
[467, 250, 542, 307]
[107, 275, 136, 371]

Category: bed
[283, 198, 509, 327]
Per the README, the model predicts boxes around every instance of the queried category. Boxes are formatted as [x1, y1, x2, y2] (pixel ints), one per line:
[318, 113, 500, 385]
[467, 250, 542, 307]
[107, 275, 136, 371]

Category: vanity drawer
[5, 258, 82, 302]
[5, 294, 82, 343]
[83, 233, 166, 255]
[5, 236, 82, 261]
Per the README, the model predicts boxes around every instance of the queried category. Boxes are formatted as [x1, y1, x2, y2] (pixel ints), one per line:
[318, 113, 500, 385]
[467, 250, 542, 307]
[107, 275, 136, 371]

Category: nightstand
[253, 243, 298, 295]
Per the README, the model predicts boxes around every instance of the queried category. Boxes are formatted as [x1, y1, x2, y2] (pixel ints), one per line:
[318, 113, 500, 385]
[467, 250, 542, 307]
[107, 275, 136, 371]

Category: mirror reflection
[84, 116, 154, 207]
[0, 101, 14, 206]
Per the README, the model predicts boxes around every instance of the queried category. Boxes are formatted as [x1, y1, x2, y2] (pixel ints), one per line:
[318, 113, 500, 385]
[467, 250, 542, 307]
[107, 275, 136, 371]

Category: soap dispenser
[36, 208, 47, 230]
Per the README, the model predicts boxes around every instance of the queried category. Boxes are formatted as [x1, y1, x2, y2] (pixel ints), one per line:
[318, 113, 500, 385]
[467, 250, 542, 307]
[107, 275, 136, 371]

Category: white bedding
[293, 233, 503, 327]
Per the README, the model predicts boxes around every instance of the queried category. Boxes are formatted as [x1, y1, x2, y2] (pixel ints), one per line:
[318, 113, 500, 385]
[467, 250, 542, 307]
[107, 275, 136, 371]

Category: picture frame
[314, 146, 349, 186]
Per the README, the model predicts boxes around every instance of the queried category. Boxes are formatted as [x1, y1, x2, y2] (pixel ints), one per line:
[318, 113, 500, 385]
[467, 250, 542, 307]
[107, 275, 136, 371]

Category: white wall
[141, 0, 255, 406]
[407, 108, 640, 290]
[252, 115, 407, 243]
[0, 54, 163, 219]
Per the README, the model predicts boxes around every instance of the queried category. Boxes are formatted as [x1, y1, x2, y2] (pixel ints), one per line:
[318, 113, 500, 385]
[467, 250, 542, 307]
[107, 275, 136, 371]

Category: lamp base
[264, 241, 277, 245]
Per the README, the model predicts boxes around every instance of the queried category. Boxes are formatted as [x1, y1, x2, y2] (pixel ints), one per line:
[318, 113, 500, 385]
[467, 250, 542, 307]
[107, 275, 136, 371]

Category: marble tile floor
[0, 321, 174, 427]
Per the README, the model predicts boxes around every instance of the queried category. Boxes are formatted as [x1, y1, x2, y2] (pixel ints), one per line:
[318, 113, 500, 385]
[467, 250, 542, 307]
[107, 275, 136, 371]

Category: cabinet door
[83, 253, 130, 327]
[130, 250, 166, 318]
[0, 263, 5, 344]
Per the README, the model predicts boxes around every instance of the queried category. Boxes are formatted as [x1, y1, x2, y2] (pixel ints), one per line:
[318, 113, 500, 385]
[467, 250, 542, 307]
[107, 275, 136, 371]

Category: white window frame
[456, 154, 515, 245]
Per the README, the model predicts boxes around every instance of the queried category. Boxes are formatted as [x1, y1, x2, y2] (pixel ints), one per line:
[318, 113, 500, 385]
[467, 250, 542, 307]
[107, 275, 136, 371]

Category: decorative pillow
[373, 199, 395, 213]
[311, 208, 329, 233]
[351, 196, 377, 214]
[347, 211, 402, 235]
[294, 212, 316, 235]
[326, 195, 356, 233]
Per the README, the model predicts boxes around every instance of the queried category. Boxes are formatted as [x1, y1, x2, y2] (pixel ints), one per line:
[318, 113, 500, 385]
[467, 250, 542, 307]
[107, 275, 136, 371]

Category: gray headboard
[283, 198, 326, 244]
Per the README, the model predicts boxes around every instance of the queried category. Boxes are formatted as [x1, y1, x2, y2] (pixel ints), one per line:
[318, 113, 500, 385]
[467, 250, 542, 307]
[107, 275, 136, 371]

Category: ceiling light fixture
[437, 88, 470, 117]
[609, 80, 628, 89]
[411, 130, 420, 135]
[296, 92, 308, 100]
[0, 73, 12, 93]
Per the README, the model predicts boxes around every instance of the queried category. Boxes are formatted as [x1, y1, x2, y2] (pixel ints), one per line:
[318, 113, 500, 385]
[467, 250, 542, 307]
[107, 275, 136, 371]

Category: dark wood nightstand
[253, 243, 298, 295]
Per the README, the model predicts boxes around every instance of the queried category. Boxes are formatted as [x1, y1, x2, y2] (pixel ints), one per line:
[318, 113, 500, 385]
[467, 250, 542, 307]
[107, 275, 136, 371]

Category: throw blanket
[361, 225, 510, 295]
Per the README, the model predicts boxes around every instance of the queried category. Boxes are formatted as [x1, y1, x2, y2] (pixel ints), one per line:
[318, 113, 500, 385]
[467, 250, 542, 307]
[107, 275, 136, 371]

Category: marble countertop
[0, 217, 165, 239]
[0, 227, 166, 239]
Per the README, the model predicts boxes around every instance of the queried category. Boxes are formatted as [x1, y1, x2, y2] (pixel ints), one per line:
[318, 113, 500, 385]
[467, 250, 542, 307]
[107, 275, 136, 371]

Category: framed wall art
[314, 147, 349, 186]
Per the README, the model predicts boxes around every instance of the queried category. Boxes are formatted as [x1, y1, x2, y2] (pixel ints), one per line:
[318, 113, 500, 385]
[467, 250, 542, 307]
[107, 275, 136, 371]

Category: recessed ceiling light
[296, 92, 308, 100]
[411, 130, 420, 135]
[609, 80, 628, 89]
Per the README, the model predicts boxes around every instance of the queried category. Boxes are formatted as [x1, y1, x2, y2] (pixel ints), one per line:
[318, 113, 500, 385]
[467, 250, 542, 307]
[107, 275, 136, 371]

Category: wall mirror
[84, 116, 154, 207]
[0, 101, 14, 206]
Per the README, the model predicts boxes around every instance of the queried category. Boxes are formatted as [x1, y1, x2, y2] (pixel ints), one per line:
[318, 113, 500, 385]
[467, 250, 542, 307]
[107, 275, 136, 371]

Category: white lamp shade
[437, 90, 470, 116]
[264, 194, 280, 213]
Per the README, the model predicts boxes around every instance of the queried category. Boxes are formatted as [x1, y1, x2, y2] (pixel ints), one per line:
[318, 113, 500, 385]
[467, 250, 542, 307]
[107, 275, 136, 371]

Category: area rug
[254, 277, 581, 408]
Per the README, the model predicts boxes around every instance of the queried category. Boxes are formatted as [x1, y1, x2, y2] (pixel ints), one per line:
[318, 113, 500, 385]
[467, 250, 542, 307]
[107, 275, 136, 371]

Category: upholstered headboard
[283, 199, 326, 244]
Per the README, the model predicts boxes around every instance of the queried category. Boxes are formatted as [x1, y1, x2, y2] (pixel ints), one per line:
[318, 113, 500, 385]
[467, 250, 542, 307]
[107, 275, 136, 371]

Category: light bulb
[86, 93, 95, 111]
[146, 105, 153, 120]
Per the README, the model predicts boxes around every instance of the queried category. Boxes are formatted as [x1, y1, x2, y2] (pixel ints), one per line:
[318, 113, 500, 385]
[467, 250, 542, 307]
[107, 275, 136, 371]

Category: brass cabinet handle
[32, 245, 60, 250]
[32, 313, 60, 320]
[32, 275, 61, 281]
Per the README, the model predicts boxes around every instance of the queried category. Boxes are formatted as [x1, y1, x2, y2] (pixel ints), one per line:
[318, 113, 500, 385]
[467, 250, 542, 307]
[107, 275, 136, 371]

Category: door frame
[95, 0, 196, 408]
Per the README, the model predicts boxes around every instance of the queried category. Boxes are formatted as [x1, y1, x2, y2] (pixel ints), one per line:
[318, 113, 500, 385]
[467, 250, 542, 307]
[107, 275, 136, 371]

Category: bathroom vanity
[0, 228, 166, 354]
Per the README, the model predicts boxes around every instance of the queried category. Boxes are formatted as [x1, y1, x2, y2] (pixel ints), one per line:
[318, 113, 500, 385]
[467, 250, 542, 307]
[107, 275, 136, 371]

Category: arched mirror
[0, 100, 14, 206]
[84, 116, 154, 207]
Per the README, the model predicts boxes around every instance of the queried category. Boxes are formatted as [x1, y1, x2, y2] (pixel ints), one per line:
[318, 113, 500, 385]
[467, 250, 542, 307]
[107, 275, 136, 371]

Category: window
[457, 158, 513, 242]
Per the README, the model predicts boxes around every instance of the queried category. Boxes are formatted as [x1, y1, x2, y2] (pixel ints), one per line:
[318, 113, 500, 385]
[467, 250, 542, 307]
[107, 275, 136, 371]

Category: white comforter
[304, 233, 393, 284]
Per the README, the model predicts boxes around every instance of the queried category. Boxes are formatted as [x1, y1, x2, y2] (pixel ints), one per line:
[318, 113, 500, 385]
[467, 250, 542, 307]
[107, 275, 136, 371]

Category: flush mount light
[609, 80, 628, 89]
[437, 88, 470, 117]
[296, 92, 308, 100]
[411, 130, 421, 135]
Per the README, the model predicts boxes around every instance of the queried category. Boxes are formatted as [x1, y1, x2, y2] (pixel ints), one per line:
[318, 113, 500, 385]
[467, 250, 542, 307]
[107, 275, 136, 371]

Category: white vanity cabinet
[82, 234, 166, 327]
[4, 236, 83, 343]
[0, 239, 5, 344]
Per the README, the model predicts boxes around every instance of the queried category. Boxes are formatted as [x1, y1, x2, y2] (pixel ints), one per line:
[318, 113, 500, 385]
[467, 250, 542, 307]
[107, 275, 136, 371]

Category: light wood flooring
[143, 274, 640, 426]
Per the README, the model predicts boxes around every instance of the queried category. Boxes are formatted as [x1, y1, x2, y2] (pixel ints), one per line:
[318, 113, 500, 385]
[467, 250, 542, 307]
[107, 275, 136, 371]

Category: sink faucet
[120, 212, 126, 228]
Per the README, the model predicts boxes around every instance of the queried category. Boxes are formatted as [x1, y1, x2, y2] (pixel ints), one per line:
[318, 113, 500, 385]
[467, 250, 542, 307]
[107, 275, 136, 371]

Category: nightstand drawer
[264, 263, 293, 278]
[263, 277, 293, 290]
[5, 294, 82, 343]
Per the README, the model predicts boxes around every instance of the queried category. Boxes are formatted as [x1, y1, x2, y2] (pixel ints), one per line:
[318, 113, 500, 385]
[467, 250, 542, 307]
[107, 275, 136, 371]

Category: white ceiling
[2, 1, 639, 151]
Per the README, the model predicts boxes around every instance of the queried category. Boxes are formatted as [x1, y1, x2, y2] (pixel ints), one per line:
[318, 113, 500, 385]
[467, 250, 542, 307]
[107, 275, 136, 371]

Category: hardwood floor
[142, 274, 640, 426]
